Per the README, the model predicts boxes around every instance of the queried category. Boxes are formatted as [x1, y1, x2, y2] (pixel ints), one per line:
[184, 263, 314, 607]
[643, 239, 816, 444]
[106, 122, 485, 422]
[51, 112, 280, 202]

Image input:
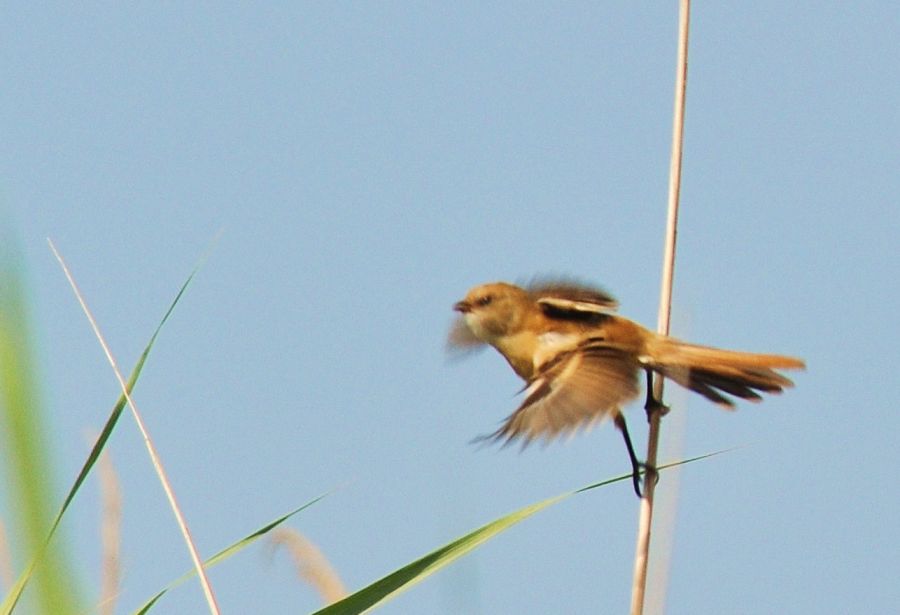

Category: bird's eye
[476, 295, 493, 307]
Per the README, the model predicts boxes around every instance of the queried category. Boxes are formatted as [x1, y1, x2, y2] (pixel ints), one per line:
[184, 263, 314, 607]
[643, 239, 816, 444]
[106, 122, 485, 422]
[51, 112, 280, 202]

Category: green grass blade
[313, 492, 573, 615]
[1, 232, 82, 614]
[132, 493, 329, 614]
[314, 451, 724, 615]
[0, 260, 201, 615]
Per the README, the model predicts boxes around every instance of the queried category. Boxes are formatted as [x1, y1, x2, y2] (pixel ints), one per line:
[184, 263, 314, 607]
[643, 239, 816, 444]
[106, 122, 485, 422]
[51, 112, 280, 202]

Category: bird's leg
[637, 369, 665, 490]
[644, 368, 670, 422]
[613, 413, 651, 498]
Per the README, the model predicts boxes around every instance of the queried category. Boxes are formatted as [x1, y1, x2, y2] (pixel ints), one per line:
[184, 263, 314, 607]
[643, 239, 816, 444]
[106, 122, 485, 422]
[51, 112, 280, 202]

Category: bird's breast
[493, 330, 540, 380]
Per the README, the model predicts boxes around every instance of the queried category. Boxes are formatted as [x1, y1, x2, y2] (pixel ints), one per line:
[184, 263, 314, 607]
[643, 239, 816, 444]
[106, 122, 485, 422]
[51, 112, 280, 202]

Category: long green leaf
[0, 231, 81, 613]
[0, 260, 201, 615]
[315, 451, 723, 615]
[133, 493, 330, 614]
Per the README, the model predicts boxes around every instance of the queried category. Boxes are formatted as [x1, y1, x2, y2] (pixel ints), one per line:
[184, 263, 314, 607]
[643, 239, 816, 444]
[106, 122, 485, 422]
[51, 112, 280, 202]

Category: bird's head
[452, 282, 529, 343]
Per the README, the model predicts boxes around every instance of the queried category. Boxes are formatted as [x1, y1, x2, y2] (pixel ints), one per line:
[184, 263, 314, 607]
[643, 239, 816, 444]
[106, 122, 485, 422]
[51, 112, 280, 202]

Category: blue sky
[2, 4, 898, 613]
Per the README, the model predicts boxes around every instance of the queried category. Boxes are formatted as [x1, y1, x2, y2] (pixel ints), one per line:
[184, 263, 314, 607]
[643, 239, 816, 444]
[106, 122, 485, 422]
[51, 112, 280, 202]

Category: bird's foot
[644, 395, 670, 422]
[643, 369, 670, 421]
[630, 461, 659, 498]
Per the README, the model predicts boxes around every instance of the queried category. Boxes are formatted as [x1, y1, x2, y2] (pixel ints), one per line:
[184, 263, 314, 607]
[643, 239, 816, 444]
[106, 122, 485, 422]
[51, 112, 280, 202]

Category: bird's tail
[647, 337, 805, 407]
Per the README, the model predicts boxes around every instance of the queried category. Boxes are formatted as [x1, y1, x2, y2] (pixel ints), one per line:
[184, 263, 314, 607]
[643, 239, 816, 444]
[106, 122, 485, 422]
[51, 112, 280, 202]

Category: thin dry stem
[47, 239, 221, 615]
[630, 2, 691, 614]
[271, 528, 347, 605]
[98, 447, 121, 615]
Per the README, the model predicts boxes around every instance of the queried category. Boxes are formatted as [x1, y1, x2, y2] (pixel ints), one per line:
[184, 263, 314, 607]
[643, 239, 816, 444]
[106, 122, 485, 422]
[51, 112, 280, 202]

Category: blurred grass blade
[0, 232, 81, 613]
[0, 260, 200, 615]
[133, 494, 329, 614]
[314, 452, 723, 615]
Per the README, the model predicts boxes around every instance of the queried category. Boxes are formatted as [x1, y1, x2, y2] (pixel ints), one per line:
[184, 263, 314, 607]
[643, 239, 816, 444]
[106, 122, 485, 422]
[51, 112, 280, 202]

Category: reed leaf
[0, 258, 199, 615]
[133, 494, 329, 614]
[315, 452, 720, 615]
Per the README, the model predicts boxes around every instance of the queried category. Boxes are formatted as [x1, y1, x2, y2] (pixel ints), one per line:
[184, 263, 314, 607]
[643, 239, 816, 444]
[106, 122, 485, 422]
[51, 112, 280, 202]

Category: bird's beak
[453, 300, 471, 313]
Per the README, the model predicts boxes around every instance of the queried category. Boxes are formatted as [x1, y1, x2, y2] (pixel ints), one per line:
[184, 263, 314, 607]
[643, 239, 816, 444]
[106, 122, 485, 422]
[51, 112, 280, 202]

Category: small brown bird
[449, 279, 804, 496]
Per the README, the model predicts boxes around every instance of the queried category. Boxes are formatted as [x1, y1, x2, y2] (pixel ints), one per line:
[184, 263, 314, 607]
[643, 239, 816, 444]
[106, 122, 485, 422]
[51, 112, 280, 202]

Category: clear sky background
[2, 4, 898, 614]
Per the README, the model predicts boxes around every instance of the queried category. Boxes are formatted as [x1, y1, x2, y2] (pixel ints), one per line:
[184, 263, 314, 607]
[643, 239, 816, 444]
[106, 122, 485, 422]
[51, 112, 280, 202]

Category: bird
[448, 279, 804, 496]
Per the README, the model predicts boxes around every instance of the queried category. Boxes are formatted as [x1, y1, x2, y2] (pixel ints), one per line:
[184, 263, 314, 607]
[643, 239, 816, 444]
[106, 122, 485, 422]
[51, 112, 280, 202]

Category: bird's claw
[644, 396, 670, 422]
[643, 369, 671, 420]
[631, 462, 659, 498]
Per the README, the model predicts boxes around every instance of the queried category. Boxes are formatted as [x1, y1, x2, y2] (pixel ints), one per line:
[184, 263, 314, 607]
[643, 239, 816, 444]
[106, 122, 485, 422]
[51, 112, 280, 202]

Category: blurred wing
[446, 317, 485, 354]
[481, 345, 640, 446]
[527, 279, 619, 318]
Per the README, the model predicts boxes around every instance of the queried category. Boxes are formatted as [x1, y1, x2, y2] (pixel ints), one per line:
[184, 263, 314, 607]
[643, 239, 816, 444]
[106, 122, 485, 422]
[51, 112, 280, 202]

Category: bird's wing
[480, 343, 640, 447]
[527, 279, 619, 319]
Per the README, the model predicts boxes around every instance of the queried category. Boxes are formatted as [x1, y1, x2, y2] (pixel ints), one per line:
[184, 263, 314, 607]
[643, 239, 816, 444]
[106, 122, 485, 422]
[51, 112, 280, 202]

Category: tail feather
[648, 338, 804, 407]
[691, 364, 793, 390]
[679, 374, 735, 406]
[689, 369, 764, 401]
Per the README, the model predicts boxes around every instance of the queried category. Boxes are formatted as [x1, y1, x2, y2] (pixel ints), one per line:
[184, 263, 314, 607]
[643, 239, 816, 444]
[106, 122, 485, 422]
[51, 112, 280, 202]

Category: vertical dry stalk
[48, 240, 221, 615]
[271, 528, 347, 605]
[629, 1, 691, 614]
[98, 449, 122, 615]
